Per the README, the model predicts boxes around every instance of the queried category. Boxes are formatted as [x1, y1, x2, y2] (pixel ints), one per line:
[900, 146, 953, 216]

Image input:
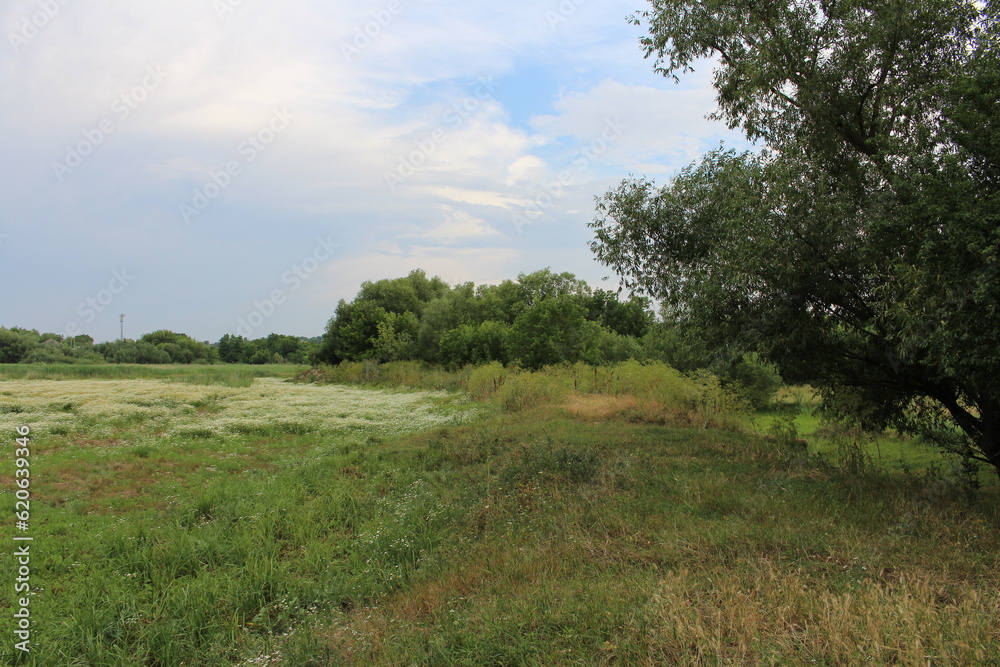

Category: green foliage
[640, 323, 712, 373]
[718, 352, 783, 410]
[372, 311, 418, 362]
[318, 270, 448, 364]
[217, 333, 247, 363]
[414, 283, 480, 362]
[508, 297, 591, 369]
[592, 0, 1000, 476]
[0, 327, 40, 362]
[96, 340, 172, 364]
[318, 268, 659, 371]
[21, 345, 105, 364]
[438, 320, 511, 368]
[139, 330, 217, 363]
[218, 333, 318, 365]
[583, 289, 653, 337]
[579, 324, 644, 366]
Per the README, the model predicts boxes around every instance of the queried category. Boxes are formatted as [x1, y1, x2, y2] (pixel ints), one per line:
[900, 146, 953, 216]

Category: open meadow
[1, 364, 998, 665]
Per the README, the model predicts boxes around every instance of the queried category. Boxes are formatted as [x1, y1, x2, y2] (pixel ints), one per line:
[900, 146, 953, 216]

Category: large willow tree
[590, 0, 1000, 476]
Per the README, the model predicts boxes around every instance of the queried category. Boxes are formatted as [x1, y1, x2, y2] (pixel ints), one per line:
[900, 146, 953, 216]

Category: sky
[0, 0, 747, 343]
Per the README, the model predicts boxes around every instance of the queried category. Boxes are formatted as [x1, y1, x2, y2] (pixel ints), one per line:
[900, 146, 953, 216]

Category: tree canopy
[591, 0, 1000, 475]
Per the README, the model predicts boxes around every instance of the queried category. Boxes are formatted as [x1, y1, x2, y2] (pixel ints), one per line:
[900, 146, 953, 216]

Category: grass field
[1, 365, 998, 665]
[0, 363, 306, 386]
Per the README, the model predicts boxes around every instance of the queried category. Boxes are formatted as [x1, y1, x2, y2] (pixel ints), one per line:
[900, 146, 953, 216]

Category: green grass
[756, 386, 979, 478]
[0, 364, 306, 386]
[1, 371, 997, 665]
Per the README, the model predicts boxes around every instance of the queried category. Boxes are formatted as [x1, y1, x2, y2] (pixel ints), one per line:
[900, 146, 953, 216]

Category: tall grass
[303, 360, 748, 429]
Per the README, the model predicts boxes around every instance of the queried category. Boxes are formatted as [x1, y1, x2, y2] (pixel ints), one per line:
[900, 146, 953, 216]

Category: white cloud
[312, 244, 522, 304]
[418, 207, 501, 243]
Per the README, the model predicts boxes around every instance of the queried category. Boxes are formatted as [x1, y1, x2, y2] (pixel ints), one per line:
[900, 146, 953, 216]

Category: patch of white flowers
[0, 378, 473, 443]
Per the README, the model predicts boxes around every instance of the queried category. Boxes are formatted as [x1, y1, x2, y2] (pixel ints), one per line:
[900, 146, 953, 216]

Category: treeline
[0, 328, 318, 366]
[0, 267, 784, 406]
[317, 269, 783, 407]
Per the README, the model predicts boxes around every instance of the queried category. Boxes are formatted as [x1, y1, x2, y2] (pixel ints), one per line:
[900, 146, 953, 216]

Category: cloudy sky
[0, 0, 746, 343]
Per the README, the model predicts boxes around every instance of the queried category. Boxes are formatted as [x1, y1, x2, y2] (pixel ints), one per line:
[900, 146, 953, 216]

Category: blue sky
[0, 0, 746, 343]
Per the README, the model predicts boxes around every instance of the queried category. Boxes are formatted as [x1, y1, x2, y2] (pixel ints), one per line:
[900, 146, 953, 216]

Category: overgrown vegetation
[300, 359, 748, 430]
[2, 368, 996, 665]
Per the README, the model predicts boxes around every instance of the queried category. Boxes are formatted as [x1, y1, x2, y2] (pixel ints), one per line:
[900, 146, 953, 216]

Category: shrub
[720, 352, 783, 410]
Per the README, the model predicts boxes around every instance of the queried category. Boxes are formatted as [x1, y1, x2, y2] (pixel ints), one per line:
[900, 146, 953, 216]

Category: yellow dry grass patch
[642, 564, 1000, 664]
[560, 391, 704, 427]
[561, 392, 641, 420]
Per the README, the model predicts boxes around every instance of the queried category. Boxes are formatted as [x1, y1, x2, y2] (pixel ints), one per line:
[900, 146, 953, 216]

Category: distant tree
[22, 346, 104, 364]
[475, 280, 529, 324]
[263, 333, 302, 360]
[317, 300, 390, 363]
[140, 330, 216, 364]
[583, 289, 654, 338]
[509, 297, 591, 369]
[96, 340, 171, 364]
[415, 283, 480, 362]
[158, 342, 195, 364]
[68, 334, 94, 347]
[372, 312, 418, 362]
[0, 328, 39, 363]
[438, 320, 512, 368]
[316, 268, 664, 370]
[218, 334, 248, 363]
[516, 268, 591, 307]
[317, 270, 448, 364]
[245, 341, 272, 365]
[640, 323, 712, 373]
[579, 325, 644, 366]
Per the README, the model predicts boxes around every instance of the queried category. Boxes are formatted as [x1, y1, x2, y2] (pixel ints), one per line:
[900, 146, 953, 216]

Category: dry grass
[561, 392, 642, 420]
[561, 391, 736, 429]
[640, 564, 1000, 665]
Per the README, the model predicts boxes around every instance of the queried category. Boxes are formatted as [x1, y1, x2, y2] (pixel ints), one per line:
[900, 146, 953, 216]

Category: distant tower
[120, 314, 125, 341]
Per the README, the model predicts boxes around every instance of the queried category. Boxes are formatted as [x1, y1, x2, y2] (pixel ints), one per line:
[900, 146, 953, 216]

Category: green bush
[721, 352, 783, 410]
